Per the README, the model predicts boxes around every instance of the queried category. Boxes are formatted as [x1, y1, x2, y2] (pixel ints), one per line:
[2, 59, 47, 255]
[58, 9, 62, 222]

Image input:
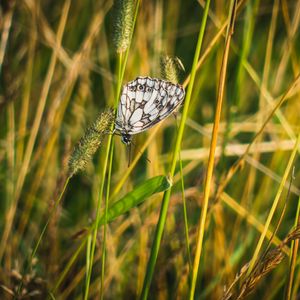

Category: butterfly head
[121, 133, 132, 145]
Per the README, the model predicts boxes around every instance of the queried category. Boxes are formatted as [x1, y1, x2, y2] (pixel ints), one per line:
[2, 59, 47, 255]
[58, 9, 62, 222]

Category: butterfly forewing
[115, 76, 185, 142]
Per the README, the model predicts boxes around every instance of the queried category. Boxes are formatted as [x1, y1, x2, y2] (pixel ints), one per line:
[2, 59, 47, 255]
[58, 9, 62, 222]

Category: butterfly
[115, 76, 185, 145]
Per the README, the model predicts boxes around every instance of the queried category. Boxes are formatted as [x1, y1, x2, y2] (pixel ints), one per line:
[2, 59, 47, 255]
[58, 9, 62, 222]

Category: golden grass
[0, 0, 300, 299]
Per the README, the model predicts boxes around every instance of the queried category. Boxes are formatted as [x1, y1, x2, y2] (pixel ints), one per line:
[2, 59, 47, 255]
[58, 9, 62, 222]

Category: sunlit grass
[0, 0, 300, 299]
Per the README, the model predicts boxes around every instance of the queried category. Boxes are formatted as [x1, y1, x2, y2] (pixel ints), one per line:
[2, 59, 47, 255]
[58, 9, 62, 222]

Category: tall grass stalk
[285, 194, 300, 300]
[0, 5, 14, 74]
[246, 134, 300, 277]
[83, 55, 121, 300]
[16, 107, 114, 296]
[110, 125, 160, 199]
[84, 1, 141, 298]
[163, 58, 192, 271]
[16, 20, 36, 171]
[52, 238, 87, 294]
[178, 151, 192, 272]
[0, 0, 71, 262]
[15, 177, 71, 296]
[221, 192, 289, 252]
[216, 72, 300, 202]
[99, 53, 121, 295]
[100, 137, 115, 300]
[31, 177, 70, 261]
[140, 1, 211, 299]
[188, 1, 237, 298]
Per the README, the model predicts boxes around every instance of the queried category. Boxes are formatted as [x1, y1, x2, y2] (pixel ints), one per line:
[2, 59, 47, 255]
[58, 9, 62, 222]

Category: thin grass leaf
[246, 134, 300, 276]
[50, 175, 171, 295]
[222, 226, 300, 300]
[284, 193, 300, 300]
[189, 1, 237, 298]
[140, 1, 211, 299]
[95, 1, 141, 298]
[99, 175, 172, 225]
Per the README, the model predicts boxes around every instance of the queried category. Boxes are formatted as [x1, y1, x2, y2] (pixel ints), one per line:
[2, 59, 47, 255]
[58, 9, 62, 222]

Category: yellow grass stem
[52, 237, 87, 294]
[285, 194, 300, 300]
[140, 1, 211, 299]
[221, 193, 289, 254]
[6, 103, 15, 248]
[216, 72, 300, 203]
[16, 13, 36, 169]
[111, 120, 161, 199]
[31, 177, 71, 261]
[274, 0, 300, 92]
[189, 1, 237, 298]
[246, 134, 300, 277]
[85, 1, 141, 298]
[199, 0, 300, 157]
[16, 7, 110, 250]
[0, 0, 71, 262]
[0, 4, 14, 74]
[179, 150, 192, 272]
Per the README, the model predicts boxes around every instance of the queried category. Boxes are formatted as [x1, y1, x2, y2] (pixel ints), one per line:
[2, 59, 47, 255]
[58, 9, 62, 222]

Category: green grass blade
[189, 1, 238, 298]
[140, 1, 211, 299]
[51, 175, 171, 295]
[90, 1, 142, 298]
[101, 175, 172, 225]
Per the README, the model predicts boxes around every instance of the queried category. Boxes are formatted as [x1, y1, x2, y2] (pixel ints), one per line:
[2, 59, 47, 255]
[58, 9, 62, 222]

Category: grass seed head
[68, 108, 114, 177]
[160, 55, 185, 84]
[222, 226, 300, 300]
[113, 0, 134, 53]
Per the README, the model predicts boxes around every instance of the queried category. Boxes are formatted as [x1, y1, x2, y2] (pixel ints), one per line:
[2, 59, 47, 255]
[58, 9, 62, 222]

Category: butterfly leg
[102, 128, 118, 135]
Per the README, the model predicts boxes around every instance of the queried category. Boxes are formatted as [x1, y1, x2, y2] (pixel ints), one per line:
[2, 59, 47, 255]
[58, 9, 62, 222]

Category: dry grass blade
[285, 193, 300, 300]
[189, 1, 237, 297]
[216, 72, 300, 202]
[0, 0, 71, 263]
[0, 3, 14, 75]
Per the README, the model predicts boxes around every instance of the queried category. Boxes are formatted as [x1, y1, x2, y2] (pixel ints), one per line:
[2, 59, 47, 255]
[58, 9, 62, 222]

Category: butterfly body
[115, 76, 185, 145]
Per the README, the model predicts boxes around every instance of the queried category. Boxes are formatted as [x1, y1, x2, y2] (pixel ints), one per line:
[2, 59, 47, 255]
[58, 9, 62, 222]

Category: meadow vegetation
[0, 0, 300, 299]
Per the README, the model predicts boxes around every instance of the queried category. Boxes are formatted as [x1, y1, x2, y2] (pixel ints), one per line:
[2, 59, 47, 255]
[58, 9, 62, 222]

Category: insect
[115, 76, 185, 145]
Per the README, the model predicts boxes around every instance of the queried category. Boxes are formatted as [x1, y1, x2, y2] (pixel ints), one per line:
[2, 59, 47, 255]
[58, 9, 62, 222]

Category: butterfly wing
[115, 76, 185, 135]
[157, 81, 185, 121]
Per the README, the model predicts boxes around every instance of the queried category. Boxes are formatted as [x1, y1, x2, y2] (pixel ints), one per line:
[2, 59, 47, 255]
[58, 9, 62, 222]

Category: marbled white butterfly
[115, 76, 185, 145]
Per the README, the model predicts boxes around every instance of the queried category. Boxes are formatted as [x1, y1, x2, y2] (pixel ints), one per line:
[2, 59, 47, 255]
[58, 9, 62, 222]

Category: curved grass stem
[285, 193, 300, 300]
[189, 1, 237, 298]
[84, 1, 141, 298]
[140, 1, 211, 299]
[31, 177, 71, 261]
[246, 134, 300, 277]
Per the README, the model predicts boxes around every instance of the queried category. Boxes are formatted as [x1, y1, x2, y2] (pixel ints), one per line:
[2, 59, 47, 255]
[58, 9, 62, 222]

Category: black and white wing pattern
[115, 76, 185, 144]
